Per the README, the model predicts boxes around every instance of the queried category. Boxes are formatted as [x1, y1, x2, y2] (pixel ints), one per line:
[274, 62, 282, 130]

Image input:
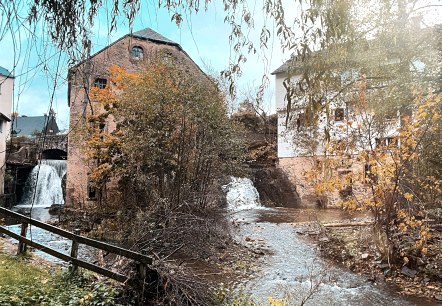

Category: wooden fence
[0, 207, 152, 283]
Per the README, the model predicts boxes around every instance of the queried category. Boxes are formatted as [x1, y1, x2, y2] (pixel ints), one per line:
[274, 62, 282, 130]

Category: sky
[0, 0, 440, 131]
[0, 1, 293, 131]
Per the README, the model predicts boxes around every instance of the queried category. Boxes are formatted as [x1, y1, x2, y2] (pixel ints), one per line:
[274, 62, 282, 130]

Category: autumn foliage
[83, 56, 243, 256]
[304, 90, 441, 263]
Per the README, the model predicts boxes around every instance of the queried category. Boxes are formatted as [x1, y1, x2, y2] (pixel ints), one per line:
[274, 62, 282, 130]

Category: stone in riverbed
[48, 204, 63, 215]
[401, 266, 417, 278]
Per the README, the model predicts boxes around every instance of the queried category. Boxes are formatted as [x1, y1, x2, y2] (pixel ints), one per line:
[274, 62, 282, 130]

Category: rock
[361, 253, 369, 260]
[319, 237, 330, 242]
[416, 258, 426, 266]
[48, 204, 63, 215]
[245, 237, 252, 242]
[434, 295, 442, 302]
[383, 269, 392, 277]
[401, 266, 418, 278]
[378, 263, 390, 269]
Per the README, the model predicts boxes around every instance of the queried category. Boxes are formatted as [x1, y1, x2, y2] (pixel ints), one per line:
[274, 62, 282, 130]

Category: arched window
[131, 46, 144, 60]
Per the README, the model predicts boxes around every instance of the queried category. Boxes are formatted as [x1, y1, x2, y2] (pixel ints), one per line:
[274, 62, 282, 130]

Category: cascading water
[19, 159, 66, 207]
[222, 177, 262, 211]
[13, 159, 66, 221]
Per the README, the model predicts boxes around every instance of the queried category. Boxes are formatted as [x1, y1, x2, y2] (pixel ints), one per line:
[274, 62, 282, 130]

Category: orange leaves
[81, 55, 238, 207]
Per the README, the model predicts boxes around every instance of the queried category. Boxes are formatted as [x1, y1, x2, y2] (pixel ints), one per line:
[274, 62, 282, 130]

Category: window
[364, 164, 376, 183]
[131, 46, 144, 60]
[375, 137, 398, 148]
[296, 111, 313, 131]
[335, 108, 345, 121]
[375, 138, 382, 148]
[296, 113, 305, 131]
[386, 137, 398, 147]
[93, 78, 107, 89]
[87, 181, 97, 200]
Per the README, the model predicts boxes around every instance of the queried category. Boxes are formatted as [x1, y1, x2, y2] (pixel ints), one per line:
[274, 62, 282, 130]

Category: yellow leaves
[403, 256, 409, 265]
[268, 297, 284, 306]
[399, 222, 407, 233]
[404, 193, 413, 201]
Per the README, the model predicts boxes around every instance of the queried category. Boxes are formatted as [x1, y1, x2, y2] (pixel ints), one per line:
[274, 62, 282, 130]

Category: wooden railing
[0, 207, 152, 283]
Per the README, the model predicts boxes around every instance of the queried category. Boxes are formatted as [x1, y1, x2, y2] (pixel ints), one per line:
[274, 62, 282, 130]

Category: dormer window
[131, 46, 144, 60]
[93, 78, 107, 89]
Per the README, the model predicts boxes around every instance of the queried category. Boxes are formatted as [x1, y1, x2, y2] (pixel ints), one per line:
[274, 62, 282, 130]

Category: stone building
[0, 67, 13, 194]
[66, 28, 207, 206]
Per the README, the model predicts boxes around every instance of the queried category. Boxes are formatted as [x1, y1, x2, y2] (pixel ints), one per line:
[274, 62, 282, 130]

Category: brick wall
[66, 36, 207, 206]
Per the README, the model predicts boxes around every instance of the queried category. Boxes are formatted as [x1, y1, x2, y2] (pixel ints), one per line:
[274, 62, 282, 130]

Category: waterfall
[222, 177, 262, 211]
[17, 159, 66, 208]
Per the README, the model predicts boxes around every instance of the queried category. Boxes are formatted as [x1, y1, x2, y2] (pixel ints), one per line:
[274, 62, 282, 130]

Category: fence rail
[0, 207, 152, 283]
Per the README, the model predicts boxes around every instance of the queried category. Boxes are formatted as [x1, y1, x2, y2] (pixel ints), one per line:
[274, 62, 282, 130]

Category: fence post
[17, 222, 28, 255]
[69, 229, 80, 273]
[137, 262, 147, 280]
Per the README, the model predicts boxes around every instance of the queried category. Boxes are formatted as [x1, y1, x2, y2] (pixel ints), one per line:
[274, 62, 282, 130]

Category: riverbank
[316, 223, 442, 304]
[0, 237, 125, 305]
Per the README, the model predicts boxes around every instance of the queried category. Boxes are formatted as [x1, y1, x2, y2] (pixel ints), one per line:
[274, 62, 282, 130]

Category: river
[224, 177, 438, 306]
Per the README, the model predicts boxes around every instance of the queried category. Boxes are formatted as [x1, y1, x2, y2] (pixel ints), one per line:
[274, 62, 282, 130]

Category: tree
[304, 87, 441, 262]
[83, 56, 244, 255]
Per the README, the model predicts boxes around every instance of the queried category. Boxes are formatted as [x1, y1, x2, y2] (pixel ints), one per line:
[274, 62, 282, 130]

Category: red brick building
[66, 28, 205, 206]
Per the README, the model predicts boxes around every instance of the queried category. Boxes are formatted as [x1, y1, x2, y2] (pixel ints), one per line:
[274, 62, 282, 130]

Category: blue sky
[0, 1, 291, 130]
[1, 1, 439, 131]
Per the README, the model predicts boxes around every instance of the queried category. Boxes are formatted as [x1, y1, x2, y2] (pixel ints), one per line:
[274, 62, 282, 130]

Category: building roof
[131, 28, 179, 46]
[12, 115, 59, 137]
[0, 112, 11, 122]
[272, 60, 305, 75]
[68, 27, 208, 106]
[271, 26, 436, 75]
[0, 66, 13, 78]
[70, 28, 181, 71]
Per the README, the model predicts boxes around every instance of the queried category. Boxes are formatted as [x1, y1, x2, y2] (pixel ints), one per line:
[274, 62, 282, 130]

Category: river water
[12, 159, 66, 222]
[3, 159, 81, 264]
[224, 177, 437, 306]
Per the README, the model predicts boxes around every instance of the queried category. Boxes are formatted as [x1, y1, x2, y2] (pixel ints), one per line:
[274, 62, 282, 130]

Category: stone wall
[278, 155, 367, 207]
[66, 35, 207, 207]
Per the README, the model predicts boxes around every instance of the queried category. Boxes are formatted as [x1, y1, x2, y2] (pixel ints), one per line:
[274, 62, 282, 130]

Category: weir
[223, 177, 262, 211]
[12, 159, 66, 221]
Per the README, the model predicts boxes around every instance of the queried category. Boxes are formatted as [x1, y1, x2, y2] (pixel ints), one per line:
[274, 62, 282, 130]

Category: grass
[0, 253, 125, 306]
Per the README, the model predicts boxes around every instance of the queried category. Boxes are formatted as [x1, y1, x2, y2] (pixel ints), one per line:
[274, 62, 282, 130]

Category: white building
[271, 59, 403, 206]
[0, 67, 13, 194]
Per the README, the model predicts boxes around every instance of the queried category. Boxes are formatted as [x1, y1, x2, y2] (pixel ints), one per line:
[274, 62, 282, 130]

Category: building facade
[66, 28, 207, 206]
[0, 67, 13, 194]
[272, 61, 402, 207]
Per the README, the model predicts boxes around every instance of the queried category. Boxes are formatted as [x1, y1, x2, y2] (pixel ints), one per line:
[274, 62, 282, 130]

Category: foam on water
[222, 177, 262, 211]
[18, 159, 66, 207]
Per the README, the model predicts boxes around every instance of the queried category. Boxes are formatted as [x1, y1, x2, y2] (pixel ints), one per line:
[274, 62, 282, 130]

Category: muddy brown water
[231, 207, 439, 306]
